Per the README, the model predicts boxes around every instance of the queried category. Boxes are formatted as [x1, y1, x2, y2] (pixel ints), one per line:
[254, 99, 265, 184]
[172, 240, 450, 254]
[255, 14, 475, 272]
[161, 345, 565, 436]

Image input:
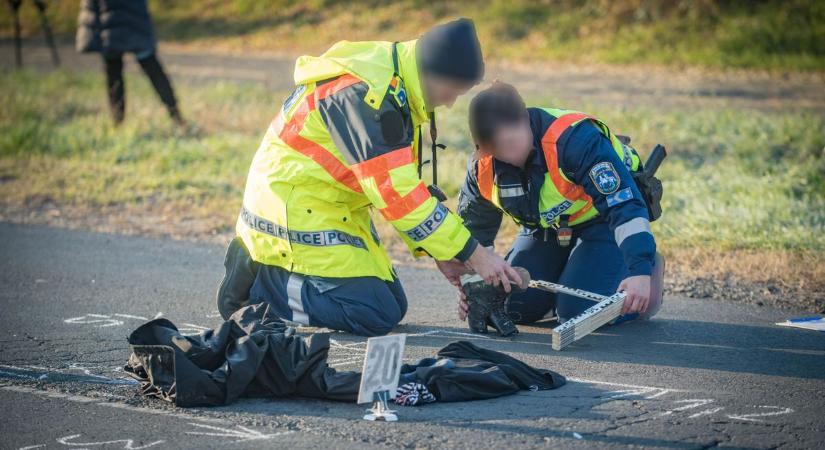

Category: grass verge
[2, 0, 824, 71]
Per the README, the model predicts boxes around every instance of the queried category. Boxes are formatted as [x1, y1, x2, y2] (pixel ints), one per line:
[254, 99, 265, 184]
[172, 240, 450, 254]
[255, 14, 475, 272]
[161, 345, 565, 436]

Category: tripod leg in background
[34, 0, 60, 67]
[10, 0, 23, 68]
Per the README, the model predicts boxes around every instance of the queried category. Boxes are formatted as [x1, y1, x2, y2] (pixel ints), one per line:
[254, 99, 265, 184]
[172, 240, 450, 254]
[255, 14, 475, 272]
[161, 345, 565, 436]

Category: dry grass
[2, 1, 824, 71]
[665, 248, 825, 292]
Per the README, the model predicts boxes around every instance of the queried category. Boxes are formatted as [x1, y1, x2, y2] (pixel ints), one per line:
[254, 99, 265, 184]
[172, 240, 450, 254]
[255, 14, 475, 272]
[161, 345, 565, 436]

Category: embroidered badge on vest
[392, 83, 407, 108]
[589, 161, 621, 194]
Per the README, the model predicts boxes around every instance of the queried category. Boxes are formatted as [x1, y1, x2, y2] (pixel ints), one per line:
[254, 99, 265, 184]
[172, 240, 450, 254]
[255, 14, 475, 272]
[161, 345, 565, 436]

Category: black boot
[462, 274, 522, 337]
[216, 237, 260, 320]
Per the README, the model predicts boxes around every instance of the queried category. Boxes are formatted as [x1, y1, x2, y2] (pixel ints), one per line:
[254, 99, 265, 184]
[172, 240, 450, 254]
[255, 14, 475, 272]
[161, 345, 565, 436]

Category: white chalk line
[0, 364, 138, 385]
[185, 422, 294, 443]
[1, 384, 224, 424]
[56, 434, 164, 449]
[2, 384, 294, 448]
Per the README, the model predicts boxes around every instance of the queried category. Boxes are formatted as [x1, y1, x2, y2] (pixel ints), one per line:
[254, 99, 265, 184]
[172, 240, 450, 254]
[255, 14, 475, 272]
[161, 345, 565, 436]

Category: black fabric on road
[126, 303, 360, 406]
[125, 303, 565, 407]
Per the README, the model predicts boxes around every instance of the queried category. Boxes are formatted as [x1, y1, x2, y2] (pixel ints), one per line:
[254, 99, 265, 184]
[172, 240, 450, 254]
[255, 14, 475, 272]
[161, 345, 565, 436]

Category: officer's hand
[435, 258, 470, 289]
[618, 275, 651, 314]
[457, 290, 469, 321]
[465, 246, 521, 293]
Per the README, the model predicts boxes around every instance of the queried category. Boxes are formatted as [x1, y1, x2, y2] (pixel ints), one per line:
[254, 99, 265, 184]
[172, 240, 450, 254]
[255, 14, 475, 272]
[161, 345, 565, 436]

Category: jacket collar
[292, 39, 429, 125]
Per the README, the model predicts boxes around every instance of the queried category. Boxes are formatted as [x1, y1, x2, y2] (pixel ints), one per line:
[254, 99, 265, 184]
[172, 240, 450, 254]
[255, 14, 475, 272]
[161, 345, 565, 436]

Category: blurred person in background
[217, 18, 521, 336]
[76, 0, 183, 126]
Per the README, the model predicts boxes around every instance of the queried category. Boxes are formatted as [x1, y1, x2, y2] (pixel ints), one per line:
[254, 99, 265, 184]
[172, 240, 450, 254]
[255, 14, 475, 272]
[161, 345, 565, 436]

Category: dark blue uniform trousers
[505, 221, 636, 323]
[249, 265, 408, 337]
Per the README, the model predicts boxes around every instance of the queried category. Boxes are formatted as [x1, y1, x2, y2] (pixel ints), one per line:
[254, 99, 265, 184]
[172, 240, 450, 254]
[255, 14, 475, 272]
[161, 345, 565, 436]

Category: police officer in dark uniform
[437, 82, 664, 324]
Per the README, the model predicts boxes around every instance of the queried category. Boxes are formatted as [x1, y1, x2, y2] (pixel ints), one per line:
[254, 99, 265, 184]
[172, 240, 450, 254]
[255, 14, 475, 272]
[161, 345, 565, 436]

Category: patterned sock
[394, 382, 436, 406]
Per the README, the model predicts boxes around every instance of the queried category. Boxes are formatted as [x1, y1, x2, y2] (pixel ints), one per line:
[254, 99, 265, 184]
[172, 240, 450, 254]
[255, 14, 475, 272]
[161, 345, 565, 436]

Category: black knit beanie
[416, 18, 484, 83]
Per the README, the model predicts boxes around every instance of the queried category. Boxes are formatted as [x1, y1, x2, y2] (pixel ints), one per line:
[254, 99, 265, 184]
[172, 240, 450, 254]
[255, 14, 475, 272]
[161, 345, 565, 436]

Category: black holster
[632, 172, 664, 222]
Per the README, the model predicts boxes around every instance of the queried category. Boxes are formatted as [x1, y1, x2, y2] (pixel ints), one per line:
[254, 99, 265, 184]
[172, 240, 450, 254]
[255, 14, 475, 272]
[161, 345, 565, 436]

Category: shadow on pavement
[208, 380, 613, 422]
[322, 319, 825, 380]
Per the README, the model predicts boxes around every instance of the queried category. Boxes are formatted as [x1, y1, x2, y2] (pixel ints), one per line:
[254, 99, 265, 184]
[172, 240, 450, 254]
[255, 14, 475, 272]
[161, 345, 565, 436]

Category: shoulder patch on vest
[589, 161, 621, 195]
[606, 187, 634, 207]
[392, 84, 407, 108]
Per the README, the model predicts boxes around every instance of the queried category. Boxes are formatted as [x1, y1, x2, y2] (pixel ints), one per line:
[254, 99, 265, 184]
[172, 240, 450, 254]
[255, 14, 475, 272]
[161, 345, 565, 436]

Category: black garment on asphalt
[125, 303, 360, 407]
[401, 342, 566, 402]
[124, 303, 565, 407]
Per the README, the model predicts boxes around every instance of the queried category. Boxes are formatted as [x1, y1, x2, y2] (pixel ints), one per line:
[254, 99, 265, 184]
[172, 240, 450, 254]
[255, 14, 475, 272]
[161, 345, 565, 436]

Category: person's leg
[504, 228, 572, 324]
[556, 222, 630, 322]
[250, 267, 407, 337]
[103, 53, 125, 125]
[135, 52, 182, 123]
[215, 237, 260, 320]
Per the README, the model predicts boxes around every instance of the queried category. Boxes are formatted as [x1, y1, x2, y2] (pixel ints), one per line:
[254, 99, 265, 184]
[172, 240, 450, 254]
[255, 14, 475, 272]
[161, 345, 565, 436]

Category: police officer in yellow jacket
[217, 19, 521, 336]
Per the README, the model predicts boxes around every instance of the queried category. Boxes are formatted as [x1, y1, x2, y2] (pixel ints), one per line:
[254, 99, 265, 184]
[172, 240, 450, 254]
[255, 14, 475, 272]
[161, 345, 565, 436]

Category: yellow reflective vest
[236, 40, 474, 281]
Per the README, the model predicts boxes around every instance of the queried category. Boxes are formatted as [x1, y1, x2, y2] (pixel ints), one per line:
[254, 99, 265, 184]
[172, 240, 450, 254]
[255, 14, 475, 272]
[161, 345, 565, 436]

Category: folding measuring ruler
[528, 280, 626, 350]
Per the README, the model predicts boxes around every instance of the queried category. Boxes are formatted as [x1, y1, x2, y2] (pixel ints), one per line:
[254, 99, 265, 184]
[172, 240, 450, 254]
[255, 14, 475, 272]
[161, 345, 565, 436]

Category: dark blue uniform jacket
[458, 108, 657, 277]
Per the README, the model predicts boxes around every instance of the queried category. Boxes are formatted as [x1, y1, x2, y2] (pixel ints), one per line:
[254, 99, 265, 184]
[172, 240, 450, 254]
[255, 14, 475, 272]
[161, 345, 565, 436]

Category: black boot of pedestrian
[461, 273, 524, 337]
[216, 237, 260, 320]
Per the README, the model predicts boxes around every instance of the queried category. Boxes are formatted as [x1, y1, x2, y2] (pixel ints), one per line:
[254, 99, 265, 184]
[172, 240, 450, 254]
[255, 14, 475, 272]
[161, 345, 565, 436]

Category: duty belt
[240, 207, 367, 249]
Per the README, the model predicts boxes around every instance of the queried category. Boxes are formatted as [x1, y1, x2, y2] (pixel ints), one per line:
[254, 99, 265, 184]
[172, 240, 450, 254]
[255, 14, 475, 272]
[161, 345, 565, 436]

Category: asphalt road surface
[1, 222, 824, 449]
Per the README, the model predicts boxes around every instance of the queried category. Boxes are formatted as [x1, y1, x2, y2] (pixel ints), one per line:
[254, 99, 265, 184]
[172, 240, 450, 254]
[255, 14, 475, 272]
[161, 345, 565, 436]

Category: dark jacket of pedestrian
[76, 0, 157, 58]
[74, 0, 182, 125]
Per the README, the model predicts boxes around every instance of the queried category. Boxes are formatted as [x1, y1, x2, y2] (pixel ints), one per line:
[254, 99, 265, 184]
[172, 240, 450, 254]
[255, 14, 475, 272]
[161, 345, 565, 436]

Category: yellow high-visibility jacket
[236, 40, 477, 281]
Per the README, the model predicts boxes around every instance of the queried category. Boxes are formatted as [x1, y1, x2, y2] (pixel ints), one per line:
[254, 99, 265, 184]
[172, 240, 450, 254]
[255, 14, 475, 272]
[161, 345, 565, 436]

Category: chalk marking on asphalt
[64, 314, 123, 328]
[98, 401, 223, 423]
[688, 407, 724, 419]
[329, 340, 367, 350]
[672, 399, 715, 411]
[56, 434, 164, 449]
[18, 445, 46, 450]
[327, 356, 366, 366]
[644, 389, 674, 399]
[328, 329, 493, 367]
[606, 388, 658, 399]
[3, 384, 96, 403]
[63, 311, 209, 335]
[185, 422, 294, 443]
[567, 377, 687, 393]
[67, 363, 120, 380]
[413, 329, 494, 339]
[0, 384, 226, 424]
[727, 406, 795, 422]
[179, 323, 211, 334]
[0, 364, 137, 385]
[113, 313, 149, 321]
[657, 399, 715, 417]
